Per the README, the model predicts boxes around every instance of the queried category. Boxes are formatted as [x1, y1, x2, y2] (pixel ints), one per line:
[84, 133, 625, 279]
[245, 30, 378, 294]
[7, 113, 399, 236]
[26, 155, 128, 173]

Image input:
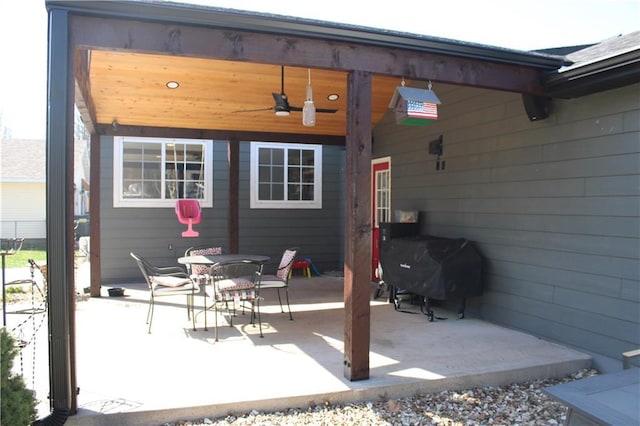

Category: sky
[0, 0, 638, 140]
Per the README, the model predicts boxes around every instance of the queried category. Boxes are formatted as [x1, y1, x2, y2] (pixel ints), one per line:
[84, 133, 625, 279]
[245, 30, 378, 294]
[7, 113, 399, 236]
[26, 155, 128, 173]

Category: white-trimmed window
[250, 142, 322, 209]
[113, 136, 213, 208]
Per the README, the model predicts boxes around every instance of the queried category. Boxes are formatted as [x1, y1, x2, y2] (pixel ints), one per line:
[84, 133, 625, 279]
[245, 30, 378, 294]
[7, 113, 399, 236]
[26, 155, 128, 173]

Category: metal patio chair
[204, 259, 263, 341]
[130, 252, 198, 333]
[258, 247, 298, 320]
[184, 245, 223, 287]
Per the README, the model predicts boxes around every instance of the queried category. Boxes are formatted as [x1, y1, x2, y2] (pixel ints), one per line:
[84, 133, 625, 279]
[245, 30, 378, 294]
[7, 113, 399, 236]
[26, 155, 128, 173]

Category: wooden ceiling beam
[74, 50, 97, 135]
[69, 15, 547, 95]
[95, 123, 346, 146]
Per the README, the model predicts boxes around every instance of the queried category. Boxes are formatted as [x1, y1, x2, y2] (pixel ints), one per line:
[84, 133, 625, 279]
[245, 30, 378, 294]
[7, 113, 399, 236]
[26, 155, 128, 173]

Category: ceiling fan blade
[288, 105, 338, 114]
[232, 106, 273, 113]
[316, 108, 338, 114]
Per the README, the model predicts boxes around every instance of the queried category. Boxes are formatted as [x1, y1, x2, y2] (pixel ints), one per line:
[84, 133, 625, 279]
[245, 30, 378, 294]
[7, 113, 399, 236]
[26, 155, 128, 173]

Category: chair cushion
[151, 275, 192, 288]
[189, 247, 222, 275]
[216, 289, 256, 302]
[277, 249, 297, 280]
[207, 277, 256, 302]
[218, 277, 254, 291]
[259, 274, 286, 289]
[189, 275, 209, 286]
[153, 285, 198, 296]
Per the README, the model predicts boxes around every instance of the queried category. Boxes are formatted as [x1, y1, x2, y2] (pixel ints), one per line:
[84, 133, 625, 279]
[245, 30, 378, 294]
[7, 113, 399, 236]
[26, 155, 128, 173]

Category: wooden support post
[343, 70, 372, 381]
[228, 138, 240, 254]
[89, 133, 101, 297]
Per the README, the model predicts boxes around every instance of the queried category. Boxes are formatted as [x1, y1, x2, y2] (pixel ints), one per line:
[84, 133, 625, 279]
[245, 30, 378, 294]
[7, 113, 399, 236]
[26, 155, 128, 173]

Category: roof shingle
[0, 139, 46, 182]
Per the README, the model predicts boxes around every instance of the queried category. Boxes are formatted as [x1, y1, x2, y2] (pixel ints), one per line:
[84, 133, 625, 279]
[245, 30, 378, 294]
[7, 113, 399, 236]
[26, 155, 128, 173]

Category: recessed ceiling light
[166, 81, 179, 89]
[327, 93, 339, 101]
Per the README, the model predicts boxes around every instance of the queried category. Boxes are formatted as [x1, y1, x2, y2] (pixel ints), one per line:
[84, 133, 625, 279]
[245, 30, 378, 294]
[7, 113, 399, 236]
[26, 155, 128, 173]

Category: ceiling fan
[233, 66, 338, 116]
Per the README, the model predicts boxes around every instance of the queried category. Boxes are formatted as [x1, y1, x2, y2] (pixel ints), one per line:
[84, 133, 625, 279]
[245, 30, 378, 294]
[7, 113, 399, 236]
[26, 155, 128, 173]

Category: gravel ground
[164, 369, 598, 426]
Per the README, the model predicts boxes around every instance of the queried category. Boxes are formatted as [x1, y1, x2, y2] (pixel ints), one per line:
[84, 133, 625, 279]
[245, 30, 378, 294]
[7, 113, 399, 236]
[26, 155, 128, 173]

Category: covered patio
[9, 263, 590, 425]
[43, 0, 594, 421]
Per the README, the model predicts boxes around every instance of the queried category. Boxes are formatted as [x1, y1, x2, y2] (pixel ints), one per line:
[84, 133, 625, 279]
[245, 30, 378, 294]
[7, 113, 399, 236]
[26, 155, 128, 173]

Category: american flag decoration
[389, 82, 441, 126]
[407, 100, 438, 119]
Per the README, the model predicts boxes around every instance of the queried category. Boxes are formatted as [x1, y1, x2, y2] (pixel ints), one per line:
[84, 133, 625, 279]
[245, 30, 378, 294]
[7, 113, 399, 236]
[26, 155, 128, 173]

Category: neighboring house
[0, 138, 46, 242]
[0, 138, 90, 243]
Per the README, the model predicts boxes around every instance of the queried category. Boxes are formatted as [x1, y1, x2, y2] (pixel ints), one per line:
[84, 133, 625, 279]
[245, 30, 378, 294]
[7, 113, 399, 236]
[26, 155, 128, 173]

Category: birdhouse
[389, 86, 441, 126]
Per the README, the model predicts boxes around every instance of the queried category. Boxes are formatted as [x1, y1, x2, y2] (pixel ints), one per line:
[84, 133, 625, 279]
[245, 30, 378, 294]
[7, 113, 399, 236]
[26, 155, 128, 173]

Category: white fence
[0, 220, 47, 239]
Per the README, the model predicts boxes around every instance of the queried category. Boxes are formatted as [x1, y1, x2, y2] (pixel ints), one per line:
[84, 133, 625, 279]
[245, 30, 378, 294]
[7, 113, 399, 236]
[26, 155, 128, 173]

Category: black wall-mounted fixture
[428, 135, 443, 156]
[522, 94, 551, 121]
[428, 135, 445, 170]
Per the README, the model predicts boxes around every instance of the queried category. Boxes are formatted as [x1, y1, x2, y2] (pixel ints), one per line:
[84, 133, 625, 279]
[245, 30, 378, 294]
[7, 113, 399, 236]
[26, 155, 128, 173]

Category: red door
[371, 158, 391, 281]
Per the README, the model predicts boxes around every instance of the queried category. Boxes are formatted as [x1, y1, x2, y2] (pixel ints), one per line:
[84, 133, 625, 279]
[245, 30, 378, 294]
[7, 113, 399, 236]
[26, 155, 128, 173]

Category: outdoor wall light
[428, 135, 443, 156]
[428, 135, 445, 171]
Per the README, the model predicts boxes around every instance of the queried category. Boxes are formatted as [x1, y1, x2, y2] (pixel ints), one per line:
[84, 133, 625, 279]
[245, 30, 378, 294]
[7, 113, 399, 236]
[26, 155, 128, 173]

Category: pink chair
[175, 199, 202, 237]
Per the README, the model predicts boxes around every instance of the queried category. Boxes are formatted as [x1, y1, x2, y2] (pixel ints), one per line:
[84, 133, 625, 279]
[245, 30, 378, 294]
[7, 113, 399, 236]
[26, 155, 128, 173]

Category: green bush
[1, 328, 37, 426]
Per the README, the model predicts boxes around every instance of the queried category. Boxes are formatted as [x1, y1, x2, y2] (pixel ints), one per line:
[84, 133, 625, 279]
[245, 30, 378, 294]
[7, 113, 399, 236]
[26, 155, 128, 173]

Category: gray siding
[100, 139, 344, 282]
[373, 83, 640, 371]
[236, 142, 345, 275]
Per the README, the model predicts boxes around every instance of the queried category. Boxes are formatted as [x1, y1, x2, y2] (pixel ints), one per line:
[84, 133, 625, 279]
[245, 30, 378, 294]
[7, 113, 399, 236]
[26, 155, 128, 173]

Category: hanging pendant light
[302, 68, 316, 127]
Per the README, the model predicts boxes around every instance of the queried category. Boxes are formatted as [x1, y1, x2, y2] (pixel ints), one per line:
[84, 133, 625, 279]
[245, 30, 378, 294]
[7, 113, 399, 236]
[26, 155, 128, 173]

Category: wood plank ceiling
[89, 50, 412, 137]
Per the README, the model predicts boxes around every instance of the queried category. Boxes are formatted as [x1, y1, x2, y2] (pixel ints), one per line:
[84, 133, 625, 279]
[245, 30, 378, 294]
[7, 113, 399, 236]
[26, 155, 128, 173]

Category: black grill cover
[379, 235, 483, 300]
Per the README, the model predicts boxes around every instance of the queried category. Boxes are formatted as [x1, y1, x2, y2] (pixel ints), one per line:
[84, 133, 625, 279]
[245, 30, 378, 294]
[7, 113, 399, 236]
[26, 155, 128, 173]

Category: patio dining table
[177, 254, 270, 268]
[177, 253, 271, 297]
[177, 253, 271, 332]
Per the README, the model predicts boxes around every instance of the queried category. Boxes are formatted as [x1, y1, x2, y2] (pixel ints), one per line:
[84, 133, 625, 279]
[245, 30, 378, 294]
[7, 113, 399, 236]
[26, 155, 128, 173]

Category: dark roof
[544, 31, 640, 98]
[46, 0, 567, 70]
[534, 44, 596, 56]
[565, 32, 640, 64]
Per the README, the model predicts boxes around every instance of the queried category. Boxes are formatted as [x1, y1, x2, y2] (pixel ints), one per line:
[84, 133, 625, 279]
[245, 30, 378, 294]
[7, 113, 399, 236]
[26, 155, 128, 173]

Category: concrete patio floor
[4, 264, 591, 426]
